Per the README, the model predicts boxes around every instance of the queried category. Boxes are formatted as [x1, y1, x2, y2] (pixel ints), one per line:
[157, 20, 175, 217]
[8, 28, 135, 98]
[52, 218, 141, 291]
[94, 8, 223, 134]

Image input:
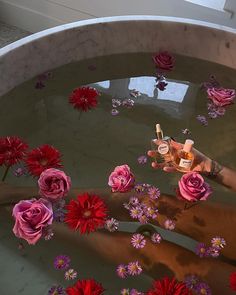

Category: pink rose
[108, 164, 135, 193]
[12, 198, 53, 245]
[207, 87, 235, 107]
[177, 172, 212, 202]
[38, 168, 71, 200]
[152, 51, 175, 71]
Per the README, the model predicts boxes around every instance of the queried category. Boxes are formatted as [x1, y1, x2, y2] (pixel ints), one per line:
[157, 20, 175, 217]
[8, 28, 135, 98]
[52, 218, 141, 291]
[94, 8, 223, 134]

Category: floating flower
[164, 219, 175, 231]
[13, 167, 27, 177]
[69, 86, 99, 112]
[65, 269, 78, 280]
[156, 81, 168, 91]
[196, 115, 208, 126]
[151, 233, 162, 244]
[229, 272, 236, 291]
[152, 51, 175, 71]
[207, 87, 235, 107]
[130, 289, 144, 295]
[65, 193, 108, 234]
[112, 99, 122, 108]
[211, 237, 226, 249]
[48, 285, 66, 295]
[130, 89, 141, 98]
[121, 289, 130, 295]
[44, 228, 54, 241]
[25, 144, 62, 177]
[131, 233, 146, 249]
[195, 243, 209, 258]
[202, 75, 220, 90]
[38, 168, 71, 201]
[194, 282, 212, 295]
[148, 186, 161, 200]
[116, 264, 128, 279]
[104, 218, 119, 232]
[182, 129, 191, 135]
[137, 155, 148, 165]
[146, 277, 192, 295]
[127, 261, 142, 276]
[208, 246, 220, 258]
[0, 136, 28, 167]
[144, 207, 158, 219]
[122, 99, 134, 108]
[129, 206, 143, 219]
[177, 172, 212, 202]
[111, 109, 119, 116]
[12, 198, 53, 245]
[108, 164, 135, 193]
[139, 214, 148, 224]
[130, 196, 140, 206]
[66, 278, 104, 295]
[54, 255, 71, 270]
[184, 275, 199, 290]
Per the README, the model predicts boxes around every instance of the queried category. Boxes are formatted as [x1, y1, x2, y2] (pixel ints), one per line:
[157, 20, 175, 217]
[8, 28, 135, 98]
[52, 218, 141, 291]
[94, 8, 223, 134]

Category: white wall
[0, 0, 235, 32]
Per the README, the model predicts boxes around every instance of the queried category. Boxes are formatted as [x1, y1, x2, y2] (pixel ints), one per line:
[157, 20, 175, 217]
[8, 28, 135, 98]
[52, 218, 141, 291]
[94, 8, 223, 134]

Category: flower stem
[78, 111, 82, 121]
[2, 165, 10, 182]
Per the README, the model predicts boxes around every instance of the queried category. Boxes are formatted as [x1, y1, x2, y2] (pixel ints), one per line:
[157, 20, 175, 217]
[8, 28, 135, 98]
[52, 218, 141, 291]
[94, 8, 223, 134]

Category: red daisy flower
[146, 277, 192, 295]
[66, 278, 105, 295]
[69, 86, 99, 112]
[0, 136, 28, 166]
[25, 144, 62, 177]
[65, 193, 108, 234]
[230, 272, 236, 291]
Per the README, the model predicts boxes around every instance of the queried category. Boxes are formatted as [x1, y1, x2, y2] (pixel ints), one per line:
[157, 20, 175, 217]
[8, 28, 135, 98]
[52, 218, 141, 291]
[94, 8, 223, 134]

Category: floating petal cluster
[117, 261, 142, 278]
[104, 218, 119, 232]
[64, 269, 78, 280]
[69, 86, 99, 112]
[48, 285, 66, 295]
[195, 236, 226, 258]
[131, 233, 146, 249]
[116, 264, 128, 279]
[54, 255, 71, 270]
[151, 233, 162, 244]
[164, 219, 176, 231]
[137, 155, 148, 165]
[66, 278, 105, 295]
[110, 95, 136, 116]
[65, 193, 108, 234]
[196, 115, 208, 126]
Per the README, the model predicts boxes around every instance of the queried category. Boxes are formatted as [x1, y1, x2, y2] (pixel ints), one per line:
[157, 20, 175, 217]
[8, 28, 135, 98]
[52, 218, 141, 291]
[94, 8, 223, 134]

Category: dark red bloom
[65, 193, 108, 234]
[69, 87, 99, 112]
[66, 278, 105, 295]
[152, 51, 175, 71]
[230, 272, 236, 291]
[0, 136, 28, 166]
[25, 144, 62, 177]
[146, 277, 192, 295]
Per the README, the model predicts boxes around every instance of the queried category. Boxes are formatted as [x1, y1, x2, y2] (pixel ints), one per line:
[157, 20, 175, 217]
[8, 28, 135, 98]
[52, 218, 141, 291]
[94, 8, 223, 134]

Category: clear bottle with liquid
[151, 124, 172, 165]
[174, 139, 194, 172]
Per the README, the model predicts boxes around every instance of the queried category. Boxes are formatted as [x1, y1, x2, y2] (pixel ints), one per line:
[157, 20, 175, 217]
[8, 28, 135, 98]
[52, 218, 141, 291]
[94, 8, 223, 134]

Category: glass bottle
[174, 139, 194, 172]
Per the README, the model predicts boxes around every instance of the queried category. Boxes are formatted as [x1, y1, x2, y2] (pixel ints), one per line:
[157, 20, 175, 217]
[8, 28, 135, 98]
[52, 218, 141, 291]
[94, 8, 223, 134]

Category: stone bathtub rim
[1, 15, 236, 96]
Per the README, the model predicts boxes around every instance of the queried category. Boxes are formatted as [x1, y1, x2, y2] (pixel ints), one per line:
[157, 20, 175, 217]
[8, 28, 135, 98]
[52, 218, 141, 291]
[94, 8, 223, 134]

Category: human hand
[147, 139, 212, 174]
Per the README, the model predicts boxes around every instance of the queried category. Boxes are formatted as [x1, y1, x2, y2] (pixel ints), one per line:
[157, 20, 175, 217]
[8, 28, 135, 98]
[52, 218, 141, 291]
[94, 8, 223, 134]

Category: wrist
[204, 159, 223, 178]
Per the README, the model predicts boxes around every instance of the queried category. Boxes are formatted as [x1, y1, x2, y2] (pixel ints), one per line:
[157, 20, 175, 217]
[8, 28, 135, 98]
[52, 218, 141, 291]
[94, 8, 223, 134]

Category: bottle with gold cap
[174, 139, 194, 172]
[151, 123, 171, 165]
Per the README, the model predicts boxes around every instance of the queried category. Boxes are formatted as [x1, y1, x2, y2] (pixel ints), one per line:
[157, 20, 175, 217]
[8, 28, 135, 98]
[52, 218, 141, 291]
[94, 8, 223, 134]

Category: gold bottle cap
[155, 124, 162, 133]
[183, 139, 194, 153]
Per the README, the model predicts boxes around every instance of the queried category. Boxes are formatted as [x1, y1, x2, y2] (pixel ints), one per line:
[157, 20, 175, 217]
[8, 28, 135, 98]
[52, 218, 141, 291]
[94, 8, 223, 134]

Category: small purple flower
[151, 233, 162, 244]
[53, 208, 66, 223]
[211, 237, 226, 249]
[111, 109, 119, 116]
[194, 282, 212, 295]
[123, 202, 132, 210]
[196, 115, 208, 126]
[182, 128, 191, 135]
[208, 246, 220, 258]
[13, 167, 26, 177]
[137, 155, 148, 165]
[130, 206, 143, 219]
[195, 243, 209, 258]
[105, 218, 119, 232]
[156, 81, 168, 91]
[164, 219, 175, 230]
[131, 233, 146, 249]
[48, 285, 66, 295]
[127, 261, 142, 276]
[64, 268, 77, 280]
[54, 255, 70, 270]
[215, 107, 225, 116]
[121, 289, 129, 295]
[144, 207, 158, 219]
[130, 289, 144, 295]
[184, 275, 199, 289]
[148, 186, 161, 200]
[116, 264, 128, 279]
[44, 228, 54, 241]
[134, 184, 146, 194]
[129, 196, 140, 206]
[208, 111, 218, 119]
[138, 214, 148, 224]
[122, 99, 134, 108]
[112, 98, 122, 108]
[130, 89, 141, 98]
[201, 75, 220, 90]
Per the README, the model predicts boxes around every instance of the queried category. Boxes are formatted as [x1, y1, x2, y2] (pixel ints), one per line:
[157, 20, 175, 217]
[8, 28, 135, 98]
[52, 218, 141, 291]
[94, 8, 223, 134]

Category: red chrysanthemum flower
[65, 193, 108, 234]
[0, 136, 28, 166]
[230, 272, 236, 291]
[66, 278, 105, 295]
[25, 144, 62, 177]
[146, 277, 192, 295]
[69, 86, 99, 112]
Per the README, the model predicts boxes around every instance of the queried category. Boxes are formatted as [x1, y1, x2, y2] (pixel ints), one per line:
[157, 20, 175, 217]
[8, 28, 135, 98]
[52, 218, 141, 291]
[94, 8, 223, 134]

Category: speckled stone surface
[1, 16, 236, 97]
[0, 21, 30, 48]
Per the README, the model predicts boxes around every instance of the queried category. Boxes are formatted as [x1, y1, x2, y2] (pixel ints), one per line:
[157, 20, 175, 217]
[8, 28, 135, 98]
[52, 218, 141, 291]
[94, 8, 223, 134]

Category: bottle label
[157, 143, 169, 155]
[179, 158, 192, 169]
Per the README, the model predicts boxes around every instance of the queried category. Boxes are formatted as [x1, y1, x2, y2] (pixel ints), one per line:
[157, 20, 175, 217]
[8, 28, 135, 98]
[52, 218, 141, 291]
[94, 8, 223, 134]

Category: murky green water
[0, 53, 236, 294]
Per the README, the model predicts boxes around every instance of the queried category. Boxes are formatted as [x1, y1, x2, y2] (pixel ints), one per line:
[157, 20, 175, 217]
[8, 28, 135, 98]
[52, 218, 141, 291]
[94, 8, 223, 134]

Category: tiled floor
[0, 21, 31, 48]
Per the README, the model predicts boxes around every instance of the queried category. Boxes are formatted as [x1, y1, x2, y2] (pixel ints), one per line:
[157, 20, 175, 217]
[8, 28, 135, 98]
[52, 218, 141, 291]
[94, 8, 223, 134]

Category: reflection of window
[94, 80, 110, 89]
[185, 0, 226, 10]
[128, 76, 189, 103]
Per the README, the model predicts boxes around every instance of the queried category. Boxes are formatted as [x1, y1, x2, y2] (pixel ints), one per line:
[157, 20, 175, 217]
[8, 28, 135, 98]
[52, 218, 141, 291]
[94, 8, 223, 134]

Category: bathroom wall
[0, 0, 235, 32]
